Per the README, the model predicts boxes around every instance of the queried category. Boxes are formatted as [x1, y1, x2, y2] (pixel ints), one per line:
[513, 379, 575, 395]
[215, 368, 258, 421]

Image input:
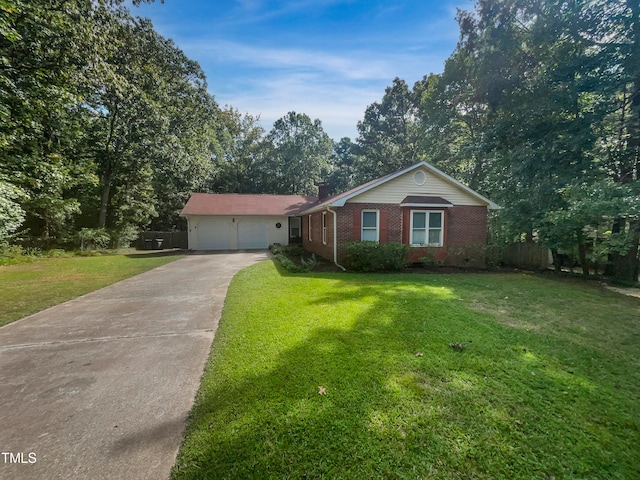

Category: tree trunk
[98, 166, 113, 228]
[551, 248, 561, 273]
[605, 218, 623, 276]
[578, 243, 589, 277]
[576, 230, 589, 277]
[607, 0, 640, 283]
[613, 220, 640, 283]
[98, 102, 119, 229]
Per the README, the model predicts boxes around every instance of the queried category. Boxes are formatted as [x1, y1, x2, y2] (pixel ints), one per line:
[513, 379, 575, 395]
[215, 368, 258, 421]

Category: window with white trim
[290, 217, 301, 238]
[361, 210, 379, 242]
[410, 210, 443, 246]
[308, 215, 312, 241]
[322, 212, 327, 244]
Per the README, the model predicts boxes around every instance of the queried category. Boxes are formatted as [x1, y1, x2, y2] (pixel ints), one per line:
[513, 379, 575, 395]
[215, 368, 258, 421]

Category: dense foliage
[0, 0, 219, 242]
[0, 1, 333, 247]
[333, 0, 639, 282]
[343, 241, 410, 272]
[1, 0, 637, 280]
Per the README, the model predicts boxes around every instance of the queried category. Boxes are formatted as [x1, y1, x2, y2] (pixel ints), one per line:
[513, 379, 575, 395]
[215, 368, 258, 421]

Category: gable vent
[413, 170, 427, 186]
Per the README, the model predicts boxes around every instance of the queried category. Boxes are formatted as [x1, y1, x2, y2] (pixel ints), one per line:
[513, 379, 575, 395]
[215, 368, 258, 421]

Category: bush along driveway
[172, 261, 640, 480]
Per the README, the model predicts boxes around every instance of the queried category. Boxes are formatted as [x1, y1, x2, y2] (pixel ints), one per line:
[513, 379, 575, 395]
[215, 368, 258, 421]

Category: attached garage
[197, 219, 232, 250]
[181, 194, 318, 251]
[237, 219, 268, 249]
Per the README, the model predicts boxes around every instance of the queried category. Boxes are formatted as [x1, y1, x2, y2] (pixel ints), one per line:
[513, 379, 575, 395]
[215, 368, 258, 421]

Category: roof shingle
[400, 196, 453, 206]
[180, 193, 318, 216]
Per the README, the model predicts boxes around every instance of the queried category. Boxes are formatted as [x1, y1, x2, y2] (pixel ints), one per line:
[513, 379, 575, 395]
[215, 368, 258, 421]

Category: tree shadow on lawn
[173, 264, 640, 479]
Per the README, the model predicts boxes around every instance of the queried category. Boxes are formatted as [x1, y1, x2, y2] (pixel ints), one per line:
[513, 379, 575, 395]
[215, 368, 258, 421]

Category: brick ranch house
[180, 161, 499, 267]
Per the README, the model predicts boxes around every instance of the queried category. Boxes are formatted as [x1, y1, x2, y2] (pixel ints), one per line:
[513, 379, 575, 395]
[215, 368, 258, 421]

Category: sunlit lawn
[0, 252, 184, 327]
[173, 260, 640, 479]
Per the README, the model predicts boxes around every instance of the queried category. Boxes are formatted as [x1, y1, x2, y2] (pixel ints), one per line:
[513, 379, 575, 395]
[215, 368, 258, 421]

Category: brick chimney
[317, 182, 330, 201]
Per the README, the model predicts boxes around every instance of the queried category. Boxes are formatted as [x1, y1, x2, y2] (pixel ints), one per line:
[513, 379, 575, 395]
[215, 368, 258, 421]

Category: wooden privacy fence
[137, 231, 188, 250]
[501, 242, 551, 269]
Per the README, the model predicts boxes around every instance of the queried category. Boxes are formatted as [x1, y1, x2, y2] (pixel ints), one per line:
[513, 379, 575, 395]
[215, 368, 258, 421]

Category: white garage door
[197, 219, 232, 250]
[238, 219, 268, 249]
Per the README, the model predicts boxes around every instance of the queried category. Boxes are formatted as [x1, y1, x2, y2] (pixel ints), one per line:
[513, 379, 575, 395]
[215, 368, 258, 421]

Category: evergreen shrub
[344, 241, 409, 272]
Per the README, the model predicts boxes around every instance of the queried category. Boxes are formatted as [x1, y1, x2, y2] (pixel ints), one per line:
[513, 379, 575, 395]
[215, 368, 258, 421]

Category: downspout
[326, 207, 346, 271]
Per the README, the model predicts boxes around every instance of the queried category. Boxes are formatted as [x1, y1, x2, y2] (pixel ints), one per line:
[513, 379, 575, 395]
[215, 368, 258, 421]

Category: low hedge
[274, 253, 309, 273]
[343, 241, 409, 272]
[271, 246, 319, 274]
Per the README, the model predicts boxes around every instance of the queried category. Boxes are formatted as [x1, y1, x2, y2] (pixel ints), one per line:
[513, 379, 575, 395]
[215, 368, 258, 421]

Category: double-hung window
[361, 210, 379, 242]
[410, 210, 443, 246]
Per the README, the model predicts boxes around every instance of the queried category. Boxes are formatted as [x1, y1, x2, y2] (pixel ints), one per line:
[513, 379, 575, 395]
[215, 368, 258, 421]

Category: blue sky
[130, 0, 474, 141]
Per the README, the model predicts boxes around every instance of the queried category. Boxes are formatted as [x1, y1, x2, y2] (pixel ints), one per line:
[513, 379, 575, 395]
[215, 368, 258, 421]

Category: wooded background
[1, 0, 638, 280]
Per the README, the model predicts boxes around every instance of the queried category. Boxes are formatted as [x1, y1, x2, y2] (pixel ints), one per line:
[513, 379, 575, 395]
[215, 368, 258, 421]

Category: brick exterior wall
[402, 205, 488, 263]
[302, 211, 335, 261]
[336, 203, 402, 262]
[447, 205, 488, 246]
[303, 203, 488, 266]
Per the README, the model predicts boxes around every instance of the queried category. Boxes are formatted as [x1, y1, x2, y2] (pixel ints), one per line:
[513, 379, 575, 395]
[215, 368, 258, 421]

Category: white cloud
[182, 39, 396, 80]
[221, 72, 382, 140]
[187, 39, 450, 139]
[132, 0, 473, 140]
[223, 0, 356, 29]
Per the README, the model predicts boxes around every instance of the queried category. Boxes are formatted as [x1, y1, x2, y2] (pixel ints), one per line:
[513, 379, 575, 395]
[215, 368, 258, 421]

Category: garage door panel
[238, 220, 268, 249]
[197, 219, 231, 250]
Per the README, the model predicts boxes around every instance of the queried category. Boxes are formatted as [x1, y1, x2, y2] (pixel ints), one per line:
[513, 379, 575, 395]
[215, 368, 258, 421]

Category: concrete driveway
[0, 251, 269, 480]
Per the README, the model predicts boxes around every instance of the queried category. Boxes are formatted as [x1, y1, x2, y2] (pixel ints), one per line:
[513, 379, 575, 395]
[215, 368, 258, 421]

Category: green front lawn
[173, 261, 640, 479]
[0, 252, 184, 327]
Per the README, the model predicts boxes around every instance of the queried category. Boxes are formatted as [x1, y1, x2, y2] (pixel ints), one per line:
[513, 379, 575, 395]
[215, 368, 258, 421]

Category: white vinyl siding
[348, 167, 485, 206]
[361, 210, 379, 242]
[410, 210, 443, 247]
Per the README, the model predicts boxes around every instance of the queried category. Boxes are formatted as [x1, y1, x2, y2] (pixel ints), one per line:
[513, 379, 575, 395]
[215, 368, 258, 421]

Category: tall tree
[355, 78, 421, 182]
[0, 0, 99, 239]
[416, 64, 492, 194]
[598, 0, 640, 280]
[263, 112, 332, 195]
[0, 0, 222, 243]
[326, 137, 359, 194]
[0, 176, 27, 240]
[82, 9, 219, 233]
[449, 0, 639, 279]
[209, 108, 267, 194]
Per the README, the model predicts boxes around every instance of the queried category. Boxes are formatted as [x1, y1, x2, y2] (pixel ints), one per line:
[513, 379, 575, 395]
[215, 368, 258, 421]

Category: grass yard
[172, 261, 640, 480]
[0, 252, 184, 327]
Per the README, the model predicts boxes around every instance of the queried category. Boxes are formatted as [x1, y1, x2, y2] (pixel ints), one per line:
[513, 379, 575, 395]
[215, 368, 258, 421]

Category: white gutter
[326, 207, 346, 271]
